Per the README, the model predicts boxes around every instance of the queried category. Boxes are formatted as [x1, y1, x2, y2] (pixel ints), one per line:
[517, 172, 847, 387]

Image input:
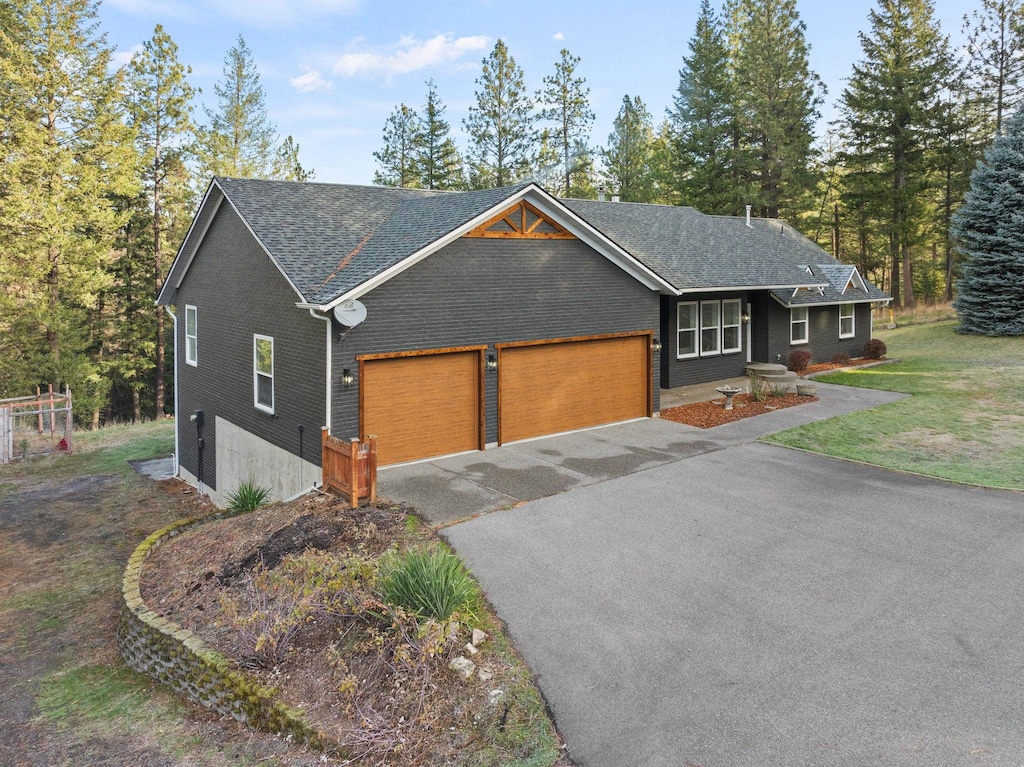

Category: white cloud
[333, 34, 489, 79]
[553, 32, 564, 41]
[290, 68, 333, 93]
[207, 0, 360, 27]
[112, 43, 144, 67]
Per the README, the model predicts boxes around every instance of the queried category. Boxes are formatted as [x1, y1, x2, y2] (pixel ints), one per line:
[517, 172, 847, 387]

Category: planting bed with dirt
[140, 492, 561, 766]
[660, 392, 818, 428]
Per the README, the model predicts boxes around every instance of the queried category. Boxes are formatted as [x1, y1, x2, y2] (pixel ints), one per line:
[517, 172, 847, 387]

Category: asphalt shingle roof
[165, 178, 888, 307]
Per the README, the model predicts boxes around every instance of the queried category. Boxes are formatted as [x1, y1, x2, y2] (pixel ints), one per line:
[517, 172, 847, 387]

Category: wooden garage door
[499, 334, 650, 444]
[361, 349, 482, 466]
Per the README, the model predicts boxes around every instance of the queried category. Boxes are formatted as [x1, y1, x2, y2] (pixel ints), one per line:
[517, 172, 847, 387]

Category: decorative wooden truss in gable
[465, 201, 575, 240]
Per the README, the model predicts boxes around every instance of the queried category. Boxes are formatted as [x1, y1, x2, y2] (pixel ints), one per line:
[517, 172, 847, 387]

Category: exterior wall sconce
[652, 338, 663, 353]
[742, 312, 752, 324]
[341, 368, 354, 388]
[486, 354, 498, 372]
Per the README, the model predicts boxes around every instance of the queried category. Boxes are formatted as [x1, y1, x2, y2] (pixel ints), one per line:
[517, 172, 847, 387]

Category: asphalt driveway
[445, 443, 1024, 767]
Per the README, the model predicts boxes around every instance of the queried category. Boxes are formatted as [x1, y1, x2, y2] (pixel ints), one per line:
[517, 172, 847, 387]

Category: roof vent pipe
[745, 205, 752, 228]
[597, 185, 607, 202]
[611, 195, 620, 203]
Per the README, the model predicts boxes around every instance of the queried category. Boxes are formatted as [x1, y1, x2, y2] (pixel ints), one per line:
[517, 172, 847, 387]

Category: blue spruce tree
[951, 108, 1024, 335]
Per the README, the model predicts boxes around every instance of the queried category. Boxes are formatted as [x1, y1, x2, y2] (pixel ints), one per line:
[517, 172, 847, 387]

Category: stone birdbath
[715, 385, 743, 411]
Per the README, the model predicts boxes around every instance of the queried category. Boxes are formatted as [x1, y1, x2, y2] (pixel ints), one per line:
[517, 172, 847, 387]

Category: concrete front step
[746, 362, 798, 389]
[746, 362, 789, 375]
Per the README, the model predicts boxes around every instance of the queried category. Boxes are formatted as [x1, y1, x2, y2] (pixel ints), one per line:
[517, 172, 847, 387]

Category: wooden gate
[321, 428, 377, 508]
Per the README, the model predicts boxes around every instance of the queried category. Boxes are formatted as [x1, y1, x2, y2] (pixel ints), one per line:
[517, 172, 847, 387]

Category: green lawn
[765, 321, 1024, 489]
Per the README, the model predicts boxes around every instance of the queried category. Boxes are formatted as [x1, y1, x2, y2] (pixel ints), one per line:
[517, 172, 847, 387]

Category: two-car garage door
[361, 334, 651, 466]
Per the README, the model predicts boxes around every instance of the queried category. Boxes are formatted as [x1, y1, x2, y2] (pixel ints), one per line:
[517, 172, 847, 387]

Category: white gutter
[309, 309, 332, 431]
[164, 305, 180, 477]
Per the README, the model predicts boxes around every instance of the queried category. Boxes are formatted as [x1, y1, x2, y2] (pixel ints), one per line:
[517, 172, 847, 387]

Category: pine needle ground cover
[764, 322, 1024, 489]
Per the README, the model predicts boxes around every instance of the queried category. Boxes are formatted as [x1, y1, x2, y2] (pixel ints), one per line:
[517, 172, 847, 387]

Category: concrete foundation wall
[213, 417, 321, 506]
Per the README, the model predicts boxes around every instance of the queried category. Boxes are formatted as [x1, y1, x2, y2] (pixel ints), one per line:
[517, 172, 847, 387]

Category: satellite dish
[333, 299, 367, 328]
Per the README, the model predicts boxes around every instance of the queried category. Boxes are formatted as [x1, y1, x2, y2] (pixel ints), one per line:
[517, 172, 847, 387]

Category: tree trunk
[901, 242, 916, 309]
[132, 388, 141, 424]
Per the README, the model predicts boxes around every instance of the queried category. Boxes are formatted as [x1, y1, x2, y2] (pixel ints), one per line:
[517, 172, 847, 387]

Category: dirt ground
[0, 428, 348, 767]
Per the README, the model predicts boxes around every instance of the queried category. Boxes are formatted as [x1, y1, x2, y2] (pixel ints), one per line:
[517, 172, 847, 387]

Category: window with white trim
[791, 306, 809, 344]
[677, 302, 698, 358]
[185, 305, 198, 366]
[839, 304, 855, 338]
[722, 299, 742, 353]
[700, 301, 721, 355]
[254, 334, 274, 413]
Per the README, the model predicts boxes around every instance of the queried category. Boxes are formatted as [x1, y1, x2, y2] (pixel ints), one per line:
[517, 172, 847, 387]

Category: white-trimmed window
[254, 334, 274, 413]
[677, 301, 698, 358]
[722, 299, 742, 353]
[700, 301, 721, 356]
[184, 305, 198, 366]
[839, 304, 855, 338]
[791, 307, 809, 344]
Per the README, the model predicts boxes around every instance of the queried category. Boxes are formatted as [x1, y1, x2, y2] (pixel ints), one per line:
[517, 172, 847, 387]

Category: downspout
[164, 305, 180, 477]
[309, 309, 332, 431]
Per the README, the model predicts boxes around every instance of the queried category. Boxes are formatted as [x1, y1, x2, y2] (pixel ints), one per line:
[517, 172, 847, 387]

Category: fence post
[348, 438, 359, 509]
[366, 435, 378, 503]
[1, 407, 9, 464]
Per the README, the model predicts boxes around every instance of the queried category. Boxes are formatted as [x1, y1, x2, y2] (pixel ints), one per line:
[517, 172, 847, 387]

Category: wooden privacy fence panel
[321, 428, 377, 508]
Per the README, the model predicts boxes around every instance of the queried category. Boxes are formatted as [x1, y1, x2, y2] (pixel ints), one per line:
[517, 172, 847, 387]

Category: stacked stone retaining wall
[116, 509, 333, 752]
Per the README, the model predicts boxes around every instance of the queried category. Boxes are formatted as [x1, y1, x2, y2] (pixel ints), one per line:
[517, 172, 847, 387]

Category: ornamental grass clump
[381, 547, 478, 621]
[227, 479, 272, 511]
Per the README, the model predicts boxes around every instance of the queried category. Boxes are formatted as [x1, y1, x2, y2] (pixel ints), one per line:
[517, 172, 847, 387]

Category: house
[157, 178, 889, 505]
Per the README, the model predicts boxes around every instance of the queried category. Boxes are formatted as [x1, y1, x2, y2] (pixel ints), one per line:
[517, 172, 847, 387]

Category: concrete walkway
[378, 382, 906, 526]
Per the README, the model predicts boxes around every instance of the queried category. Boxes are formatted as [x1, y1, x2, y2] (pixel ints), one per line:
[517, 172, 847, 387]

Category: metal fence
[0, 387, 73, 464]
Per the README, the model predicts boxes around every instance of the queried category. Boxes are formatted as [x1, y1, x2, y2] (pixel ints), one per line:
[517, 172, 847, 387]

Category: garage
[498, 333, 651, 444]
[360, 348, 484, 465]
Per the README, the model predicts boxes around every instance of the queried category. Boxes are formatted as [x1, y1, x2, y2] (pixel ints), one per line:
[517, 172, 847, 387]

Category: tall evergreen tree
[963, 0, 1024, 135]
[198, 35, 278, 179]
[602, 95, 655, 202]
[950, 107, 1024, 335]
[669, 0, 740, 213]
[416, 81, 464, 190]
[839, 0, 954, 308]
[538, 49, 594, 197]
[273, 135, 314, 181]
[464, 39, 536, 188]
[126, 24, 196, 418]
[0, 0, 137, 415]
[372, 104, 422, 188]
[726, 0, 823, 219]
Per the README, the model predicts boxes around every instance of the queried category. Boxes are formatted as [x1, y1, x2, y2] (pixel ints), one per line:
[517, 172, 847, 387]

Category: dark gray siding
[760, 298, 874, 367]
[331, 237, 660, 442]
[661, 292, 751, 388]
[172, 205, 327, 489]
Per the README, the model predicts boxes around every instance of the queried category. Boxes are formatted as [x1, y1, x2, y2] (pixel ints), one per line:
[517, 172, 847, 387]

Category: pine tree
[373, 104, 422, 187]
[198, 35, 278, 179]
[538, 49, 594, 197]
[274, 135, 314, 181]
[126, 24, 196, 418]
[464, 40, 537, 188]
[839, 0, 954, 308]
[669, 0, 740, 213]
[602, 95, 655, 202]
[950, 107, 1024, 335]
[726, 0, 824, 219]
[0, 0, 138, 416]
[963, 0, 1024, 136]
[417, 80, 465, 190]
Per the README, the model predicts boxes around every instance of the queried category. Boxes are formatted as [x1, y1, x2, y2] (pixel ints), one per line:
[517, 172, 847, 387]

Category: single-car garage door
[498, 334, 650, 444]
[361, 348, 483, 465]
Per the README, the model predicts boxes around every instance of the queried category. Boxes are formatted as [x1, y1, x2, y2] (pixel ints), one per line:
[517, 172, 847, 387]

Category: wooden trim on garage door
[496, 331, 652, 445]
[357, 346, 486, 465]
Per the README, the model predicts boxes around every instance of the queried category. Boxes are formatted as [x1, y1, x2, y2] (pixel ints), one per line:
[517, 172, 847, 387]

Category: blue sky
[101, 0, 977, 185]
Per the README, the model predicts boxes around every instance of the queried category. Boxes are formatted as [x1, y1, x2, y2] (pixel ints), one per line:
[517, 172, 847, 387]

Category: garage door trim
[495, 331, 653, 445]
[357, 345, 487, 460]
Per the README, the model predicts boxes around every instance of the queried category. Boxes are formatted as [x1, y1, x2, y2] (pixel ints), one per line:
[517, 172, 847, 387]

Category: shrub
[787, 349, 812, 372]
[227, 479, 271, 511]
[748, 373, 769, 403]
[381, 547, 478, 621]
[831, 352, 852, 365]
[862, 338, 887, 359]
[769, 382, 791, 397]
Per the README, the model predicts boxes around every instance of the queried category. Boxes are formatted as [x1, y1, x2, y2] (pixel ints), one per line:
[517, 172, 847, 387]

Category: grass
[765, 321, 1024, 489]
[873, 300, 958, 327]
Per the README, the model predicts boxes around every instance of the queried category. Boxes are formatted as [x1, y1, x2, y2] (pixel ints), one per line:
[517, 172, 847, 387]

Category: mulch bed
[800, 357, 880, 376]
[660, 392, 818, 429]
